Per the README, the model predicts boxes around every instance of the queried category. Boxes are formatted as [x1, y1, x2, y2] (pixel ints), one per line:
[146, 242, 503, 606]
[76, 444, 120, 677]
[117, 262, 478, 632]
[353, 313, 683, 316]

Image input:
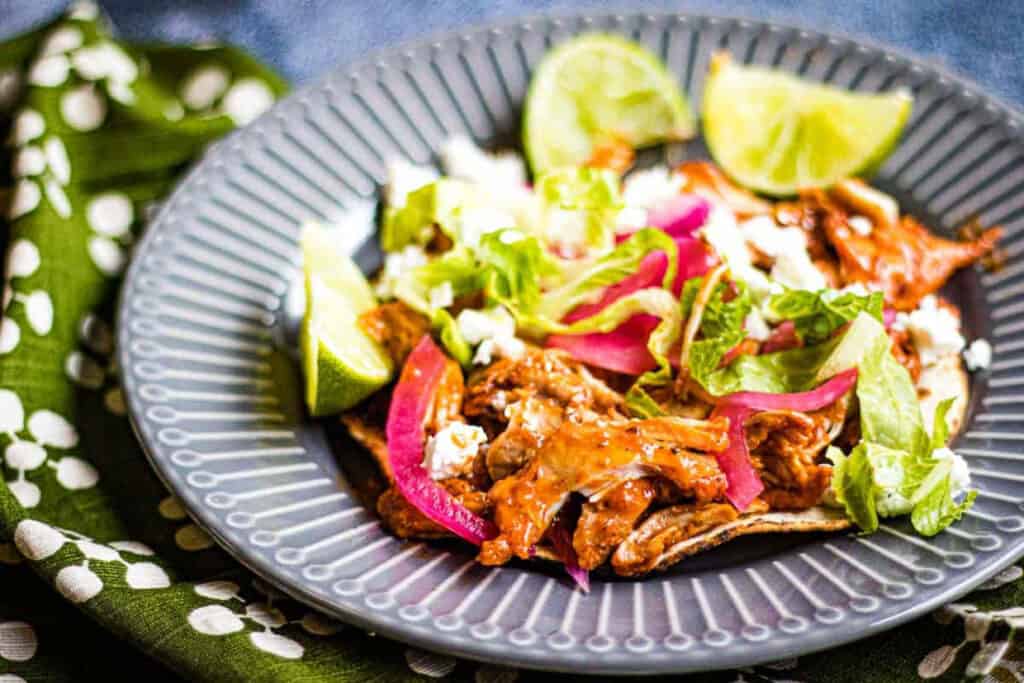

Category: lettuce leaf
[703, 337, 840, 395]
[680, 277, 754, 394]
[433, 309, 472, 368]
[477, 229, 561, 316]
[828, 341, 974, 537]
[537, 228, 677, 323]
[855, 329, 930, 459]
[545, 288, 683, 399]
[393, 245, 481, 314]
[381, 179, 467, 252]
[624, 386, 667, 418]
[534, 167, 622, 254]
[911, 470, 977, 536]
[537, 166, 621, 211]
[767, 289, 884, 344]
[696, 310, 885, 396]
[930, 397, 956, 451]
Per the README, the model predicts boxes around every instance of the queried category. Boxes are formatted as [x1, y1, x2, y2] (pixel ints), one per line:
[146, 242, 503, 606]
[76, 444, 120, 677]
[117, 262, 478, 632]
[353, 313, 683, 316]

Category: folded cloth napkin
[0, 3, 1022, 682]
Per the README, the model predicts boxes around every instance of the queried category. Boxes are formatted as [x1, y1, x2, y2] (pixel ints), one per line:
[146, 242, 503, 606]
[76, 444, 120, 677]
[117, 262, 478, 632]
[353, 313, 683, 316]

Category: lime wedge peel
[300, 223, 393, 416]
[523, 33, 696, 175]
[702, 53, 912, 196]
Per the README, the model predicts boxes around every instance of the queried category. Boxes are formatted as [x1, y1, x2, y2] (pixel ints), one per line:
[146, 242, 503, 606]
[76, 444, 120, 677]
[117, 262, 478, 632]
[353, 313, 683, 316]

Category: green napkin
[0, 3, 1021, 682]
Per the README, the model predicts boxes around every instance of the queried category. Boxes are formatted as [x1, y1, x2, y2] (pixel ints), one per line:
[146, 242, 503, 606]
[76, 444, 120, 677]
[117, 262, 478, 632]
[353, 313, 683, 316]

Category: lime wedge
[702, 54, 912, 196]
[523, 34, 695, 174]
[300, 224, 393, 416]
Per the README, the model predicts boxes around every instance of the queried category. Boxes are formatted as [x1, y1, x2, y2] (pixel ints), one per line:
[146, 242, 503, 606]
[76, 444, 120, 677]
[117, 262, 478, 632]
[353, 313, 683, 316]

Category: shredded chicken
[358, 301, 431, 366]
[676, 161, 772, 217]
[485, 395, 564, 482]
[465, 347, 625, 424]
[573, 479, 657, 570]
[479, 416, 729, 566]
[797, 185, 1003, 311]
[586, 136, 635, 175]
[747, 396, 849, 510]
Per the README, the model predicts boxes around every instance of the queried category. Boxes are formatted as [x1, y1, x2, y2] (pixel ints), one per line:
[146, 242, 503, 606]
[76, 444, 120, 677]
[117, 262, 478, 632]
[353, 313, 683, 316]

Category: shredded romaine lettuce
[533, 167, 623, 255]
[537, 228, 677, 323]
[393, 245, 481, 314]
[381, 179, 468, 252]
[433, 309, 473, 367]
[679, 277, 753, 393]
[767, 288, 884, 344]
[477, 229, 561, 316]
[828, 338, 975, 536]
[855, 328, 930, 458]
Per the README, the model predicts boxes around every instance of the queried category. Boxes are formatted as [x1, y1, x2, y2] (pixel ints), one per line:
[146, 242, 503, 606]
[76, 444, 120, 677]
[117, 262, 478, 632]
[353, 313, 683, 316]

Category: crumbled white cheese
[739, 215, 807, 258]
[898, 295, 966, 366]
[744, 308, 771, 341]
[440, 135, 526, 189]
[699, 206, 744, 262]
[963, 338, 992, 371]
[932, 446, 972, 496]
[546, 207, 591, 248]
[428, 281, 453, 310]
[700, 207, 825, 298]
[739, 215, 827, 292]
[422, 422, 487, 480]
[386, 159, 438, 209]
[456, 306, 525, 365]
[622, 166, 686, 208]
[771, 249, 828, 292]
[456, 206, 517, 248]
[613, 167, 689, 235]
[615, 205, 649, 234]
[375, 244, 428, 299]
[499, 228, 526, 245]
[847, 214, 873, 236]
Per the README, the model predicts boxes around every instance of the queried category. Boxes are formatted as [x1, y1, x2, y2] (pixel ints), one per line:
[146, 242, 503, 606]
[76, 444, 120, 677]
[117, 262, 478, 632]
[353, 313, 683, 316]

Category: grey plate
[117, 11, 1024, 675]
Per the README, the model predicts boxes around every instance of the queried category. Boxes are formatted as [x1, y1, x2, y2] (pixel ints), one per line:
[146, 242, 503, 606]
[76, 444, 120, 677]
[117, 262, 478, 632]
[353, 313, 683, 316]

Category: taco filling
[303, 43, 1001, 586]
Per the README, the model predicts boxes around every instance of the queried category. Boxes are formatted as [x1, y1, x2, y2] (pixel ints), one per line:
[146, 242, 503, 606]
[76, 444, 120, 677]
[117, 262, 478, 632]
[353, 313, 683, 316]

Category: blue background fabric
[3, 0, 1023, 109]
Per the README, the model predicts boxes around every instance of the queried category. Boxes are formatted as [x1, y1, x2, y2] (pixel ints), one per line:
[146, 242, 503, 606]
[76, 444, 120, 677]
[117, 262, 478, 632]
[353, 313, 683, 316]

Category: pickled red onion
[386, 335, 498, 545]
[710, 368, 859, 510]
[616, 194, 710, 242]
[547, 510, 590, 592]
[547, 238, 716, 375]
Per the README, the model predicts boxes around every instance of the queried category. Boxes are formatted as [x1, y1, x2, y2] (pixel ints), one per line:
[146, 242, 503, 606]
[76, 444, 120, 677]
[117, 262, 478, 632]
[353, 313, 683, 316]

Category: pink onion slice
[760, 320, 800, 354]
[548, 239, 715, 375]
[647, 194, 711, 238]
[718, 368, 859, 413]
[672, 237, 718, 294]
[616, 194, 711, 243]
[386, 335, 498, 545]
[565, 252, 667, 324]
[547, 511, 590, 592]
[547, 315, 661, 374]
[710, 402, 765, 511]
[710, 368, 859, 511]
